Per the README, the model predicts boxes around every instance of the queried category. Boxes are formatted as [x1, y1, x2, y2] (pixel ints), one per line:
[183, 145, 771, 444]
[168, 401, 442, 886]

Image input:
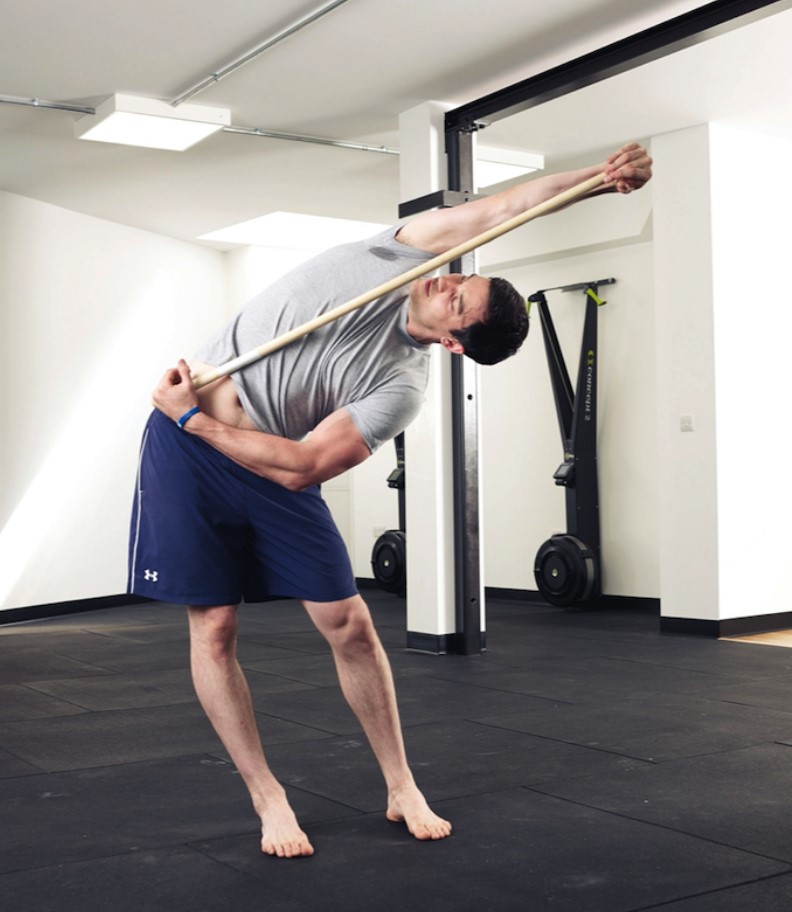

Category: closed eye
[457, 276, 471, 315]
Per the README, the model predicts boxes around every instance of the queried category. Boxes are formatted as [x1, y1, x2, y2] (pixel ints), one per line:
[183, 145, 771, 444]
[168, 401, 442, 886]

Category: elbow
[280, 455, 352, 492]
[281, 474, 313, 493]
[247, 458, 317, 492]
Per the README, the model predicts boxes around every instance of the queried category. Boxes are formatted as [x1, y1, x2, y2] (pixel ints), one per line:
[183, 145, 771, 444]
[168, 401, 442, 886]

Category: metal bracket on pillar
[446, 127, 484, 656]
[398, 189, 484, 220]
[398, 119, 486, 218]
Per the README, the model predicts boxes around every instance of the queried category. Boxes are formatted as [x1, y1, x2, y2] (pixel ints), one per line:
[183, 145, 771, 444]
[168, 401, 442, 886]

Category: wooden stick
[194, 171, 607, 388]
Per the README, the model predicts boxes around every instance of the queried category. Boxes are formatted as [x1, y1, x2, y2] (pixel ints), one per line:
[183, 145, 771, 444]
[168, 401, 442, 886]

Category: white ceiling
[2, 0, 790, 250]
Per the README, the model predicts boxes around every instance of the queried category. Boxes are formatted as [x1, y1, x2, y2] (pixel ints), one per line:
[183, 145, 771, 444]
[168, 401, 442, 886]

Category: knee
[188, 605, 238, 663]
[305, 596, 382, 658]
[327, 609, 380, 659]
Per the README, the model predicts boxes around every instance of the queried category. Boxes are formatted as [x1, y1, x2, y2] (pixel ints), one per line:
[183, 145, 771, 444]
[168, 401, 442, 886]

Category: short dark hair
[452, 276, 528, 365]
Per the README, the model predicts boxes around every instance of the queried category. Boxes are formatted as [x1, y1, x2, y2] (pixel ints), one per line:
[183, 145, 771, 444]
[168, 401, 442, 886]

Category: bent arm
[152, 360, 371, 491]
[397, 142, 652, 254]
[183, 407, 371, 491]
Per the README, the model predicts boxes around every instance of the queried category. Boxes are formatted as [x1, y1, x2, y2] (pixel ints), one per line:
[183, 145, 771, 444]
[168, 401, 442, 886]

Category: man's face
[409, 273, 490, 348]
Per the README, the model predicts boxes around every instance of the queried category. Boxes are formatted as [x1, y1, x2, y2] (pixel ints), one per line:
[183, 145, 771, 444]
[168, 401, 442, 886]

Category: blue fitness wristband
[176, 405, 201, 429]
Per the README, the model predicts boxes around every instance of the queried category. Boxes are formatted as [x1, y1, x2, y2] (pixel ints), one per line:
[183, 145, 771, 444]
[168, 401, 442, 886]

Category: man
[129, 142, 652, 858]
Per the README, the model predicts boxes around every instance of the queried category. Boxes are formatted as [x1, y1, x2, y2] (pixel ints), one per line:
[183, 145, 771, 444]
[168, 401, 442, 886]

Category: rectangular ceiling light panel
[75, 94, 231, 151]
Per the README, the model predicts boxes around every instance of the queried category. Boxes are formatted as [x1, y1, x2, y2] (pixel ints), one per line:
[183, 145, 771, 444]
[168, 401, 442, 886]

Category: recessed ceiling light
[199, 212, 391, 249]
[75, 93, 230, 151]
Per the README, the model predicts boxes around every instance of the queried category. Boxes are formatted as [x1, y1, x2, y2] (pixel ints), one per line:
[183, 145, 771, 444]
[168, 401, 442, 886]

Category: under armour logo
[144, 569, 158, 582]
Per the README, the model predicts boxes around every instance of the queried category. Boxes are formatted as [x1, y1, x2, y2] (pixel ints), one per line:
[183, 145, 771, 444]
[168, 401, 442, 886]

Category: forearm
[183, 411, 318, 491]
[486, 162, 614, 222]
[151, 360, 371, 491]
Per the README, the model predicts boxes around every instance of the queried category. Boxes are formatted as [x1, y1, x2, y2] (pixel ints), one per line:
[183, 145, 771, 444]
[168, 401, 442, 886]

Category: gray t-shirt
[196, 227, 435, 452]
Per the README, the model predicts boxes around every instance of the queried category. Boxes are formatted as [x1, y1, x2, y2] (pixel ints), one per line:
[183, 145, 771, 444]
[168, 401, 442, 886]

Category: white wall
[478, 189, 657, 597]
[0, 190, 226, 611]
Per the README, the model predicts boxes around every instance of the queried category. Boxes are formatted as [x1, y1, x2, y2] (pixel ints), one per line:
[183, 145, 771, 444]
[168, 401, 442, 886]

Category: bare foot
[386, 787, 452, 841]
[258, 793, 315, 858]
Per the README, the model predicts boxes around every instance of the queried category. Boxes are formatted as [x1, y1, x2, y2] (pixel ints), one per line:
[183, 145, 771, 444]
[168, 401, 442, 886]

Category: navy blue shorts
[127, 410, 358, 606]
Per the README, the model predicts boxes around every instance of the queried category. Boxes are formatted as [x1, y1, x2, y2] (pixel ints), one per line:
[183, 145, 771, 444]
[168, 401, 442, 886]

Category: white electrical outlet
[373, 526, 386, 539]
[680, 415, 694, 432]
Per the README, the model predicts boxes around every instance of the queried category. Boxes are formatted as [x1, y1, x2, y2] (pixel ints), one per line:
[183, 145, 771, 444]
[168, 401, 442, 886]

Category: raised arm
[152, 361, 371, 491]
[396, 142, 652, 254]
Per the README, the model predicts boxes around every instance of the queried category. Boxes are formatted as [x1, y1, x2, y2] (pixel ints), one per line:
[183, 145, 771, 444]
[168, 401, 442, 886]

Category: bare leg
[187, 604, 314, 858]
[303, 595, 452, 841]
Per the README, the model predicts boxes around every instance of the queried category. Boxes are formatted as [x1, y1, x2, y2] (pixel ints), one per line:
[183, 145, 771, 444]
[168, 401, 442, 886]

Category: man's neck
[405, 309, 435, 346]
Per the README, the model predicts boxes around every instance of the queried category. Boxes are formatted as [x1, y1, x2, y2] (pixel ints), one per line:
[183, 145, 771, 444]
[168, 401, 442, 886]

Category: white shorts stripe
[128, 427, 150, 591]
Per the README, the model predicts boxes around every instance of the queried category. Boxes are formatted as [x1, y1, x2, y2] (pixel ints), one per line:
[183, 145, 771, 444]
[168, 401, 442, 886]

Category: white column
[652, 126, 720, 623]
[398, 102, 457, 651]
[653, 124, 792, 628]
[709, 125, 792, 622]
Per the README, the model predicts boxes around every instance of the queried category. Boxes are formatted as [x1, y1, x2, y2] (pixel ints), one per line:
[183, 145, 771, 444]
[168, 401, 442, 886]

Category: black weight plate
[371, 530, 407, 594]
[534, 534, 596, 607]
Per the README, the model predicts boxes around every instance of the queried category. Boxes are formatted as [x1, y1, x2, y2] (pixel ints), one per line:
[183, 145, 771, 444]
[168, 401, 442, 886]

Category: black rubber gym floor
[3, 593, 792, 911]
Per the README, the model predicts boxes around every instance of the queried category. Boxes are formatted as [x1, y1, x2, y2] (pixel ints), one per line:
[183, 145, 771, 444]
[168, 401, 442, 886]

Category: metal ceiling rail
[0, 95, 395, 156]
[445, 0, 792, 132]
[170, 0, 352, 106]
[223, 125, 398, 154]
[0, 95, 95, 115]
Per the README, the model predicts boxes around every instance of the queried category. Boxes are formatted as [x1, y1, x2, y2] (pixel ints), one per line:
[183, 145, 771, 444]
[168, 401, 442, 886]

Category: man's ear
[440, 336, 465, 355]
